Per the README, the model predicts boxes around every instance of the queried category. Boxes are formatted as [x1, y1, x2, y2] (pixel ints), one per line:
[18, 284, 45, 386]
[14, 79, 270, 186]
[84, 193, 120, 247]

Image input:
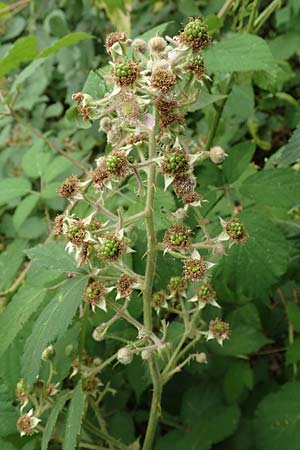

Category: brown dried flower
[163, 224, 192, 250]
[105, 31, 127, 54]
[58, 175, 80, 199]
[150, 67, 176, 92]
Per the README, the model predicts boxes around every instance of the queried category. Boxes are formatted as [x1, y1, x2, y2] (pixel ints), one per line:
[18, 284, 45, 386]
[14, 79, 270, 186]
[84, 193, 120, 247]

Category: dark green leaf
[63, 383, 85, 450]
[0, 285, 46, 357]
[42, 391, 71, 450]
[22, 277, 87, 384]
[255, 382, 300, 450]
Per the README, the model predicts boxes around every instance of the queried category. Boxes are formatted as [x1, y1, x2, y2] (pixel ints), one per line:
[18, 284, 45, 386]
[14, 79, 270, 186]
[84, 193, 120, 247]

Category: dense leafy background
[0, 0, 300, 449]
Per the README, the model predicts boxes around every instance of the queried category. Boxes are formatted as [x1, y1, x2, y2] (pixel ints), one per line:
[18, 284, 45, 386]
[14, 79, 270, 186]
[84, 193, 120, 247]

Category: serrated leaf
[240, 168, 300, 208]
[26, 242, 80, 273]
[42, 391, 71, 450]
[0, 384, 18, 437]
[39, 32, 94, 58]
[277, 124, 300, 166]
[63, 383, 85, 450]
[0, 239, 28, 291]
[204, 34, 275, 73]
[13, 194, 40, 229]
[0, 285, 46, 357]
[255, 382, 300, 450]
[22, 277, 87, 384]
[0, 177, 31, 204]
[0, 35, 38, 77]
[213, 211, 289, 298]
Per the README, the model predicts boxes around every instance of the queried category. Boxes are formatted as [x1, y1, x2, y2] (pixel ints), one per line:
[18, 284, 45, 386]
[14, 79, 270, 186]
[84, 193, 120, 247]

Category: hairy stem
[142, 109, 162, 450]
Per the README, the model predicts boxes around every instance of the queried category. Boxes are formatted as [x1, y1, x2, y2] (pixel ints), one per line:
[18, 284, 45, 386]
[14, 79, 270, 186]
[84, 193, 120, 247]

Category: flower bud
[209, 146, 227, 164]
[195, 352, 207, 364]
[149, 36, 167, 53]
[132, 38, 147, 54]
[141, 349, 151, 360]
[41, 345, 55, 361]
[100, 117, 112, 133]
[117, 347, 133, 365]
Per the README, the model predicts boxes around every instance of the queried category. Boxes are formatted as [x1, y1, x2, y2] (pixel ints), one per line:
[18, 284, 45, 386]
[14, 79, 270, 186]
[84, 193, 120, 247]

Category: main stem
[142, 109, 162, 450]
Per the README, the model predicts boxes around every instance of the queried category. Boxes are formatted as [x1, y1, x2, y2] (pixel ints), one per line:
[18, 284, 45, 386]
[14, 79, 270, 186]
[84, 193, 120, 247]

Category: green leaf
[224, 360, 253, 403]
[0, 384, 18, 437]
[255, 382, 300, 450]
[0, 285, 47, 357]
[26, 242, 80, 273]
[204, 34, 275, 73]
[63, 383, 85, 450]
[138, 21, 173, 41]
[287, 303, 300, 332]
[0, 35, 38, 77]
[82, 70, 108, 99]
[13, 194, 40, 229]
[0, 239, 28, 291]
[277, 124, 300, 166]
[179, 383, 240, 449]
[22, 277, 87, 384]
[0, 177, 31, 204]
[109, 411, 135, 445]
[39, 32, 94, 58]
[188, 92, 227, 112]
[21, 139, 52, 178]
[286, 339, 300, 364]
[213, 211, 289, 298]
[240, 168, 300, 209]
[42, 391, 71, 450]
[223, 141, 255, 183]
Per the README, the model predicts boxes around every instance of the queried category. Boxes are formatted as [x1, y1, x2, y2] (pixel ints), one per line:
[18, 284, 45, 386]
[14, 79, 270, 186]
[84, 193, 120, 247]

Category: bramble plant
[14, 17, 248, 450]
[1, 1, 300, 450]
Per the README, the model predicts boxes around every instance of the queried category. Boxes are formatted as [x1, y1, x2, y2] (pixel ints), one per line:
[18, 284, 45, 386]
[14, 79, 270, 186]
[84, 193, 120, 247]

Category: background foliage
[0, 0, 300, 449]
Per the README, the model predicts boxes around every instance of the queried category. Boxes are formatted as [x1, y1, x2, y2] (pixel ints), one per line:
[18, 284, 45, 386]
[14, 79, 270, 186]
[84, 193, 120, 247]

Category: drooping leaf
[63, 383, 85, 450]
[0, 239, 28, 291]
[0, 35, 38, 77]
[0, 383, 18, 437]
[0, 177, 31, 204]
[13, 194, 40, 229]
[22, 277, 87, 384]
[255, 382, 300, 450]
[0, 285, 47, 358]
[204, 34, 275, 73]
[39, 32, 94, 58]
[42, 391, 71, 450]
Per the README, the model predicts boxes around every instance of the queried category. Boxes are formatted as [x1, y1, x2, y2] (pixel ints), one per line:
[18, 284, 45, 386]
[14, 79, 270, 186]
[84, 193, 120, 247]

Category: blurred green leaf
[0, 35, 38, 77]
[0, 177, 31, 204]
[204, 34, 275, 73]
[63, 383, 85, 450]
